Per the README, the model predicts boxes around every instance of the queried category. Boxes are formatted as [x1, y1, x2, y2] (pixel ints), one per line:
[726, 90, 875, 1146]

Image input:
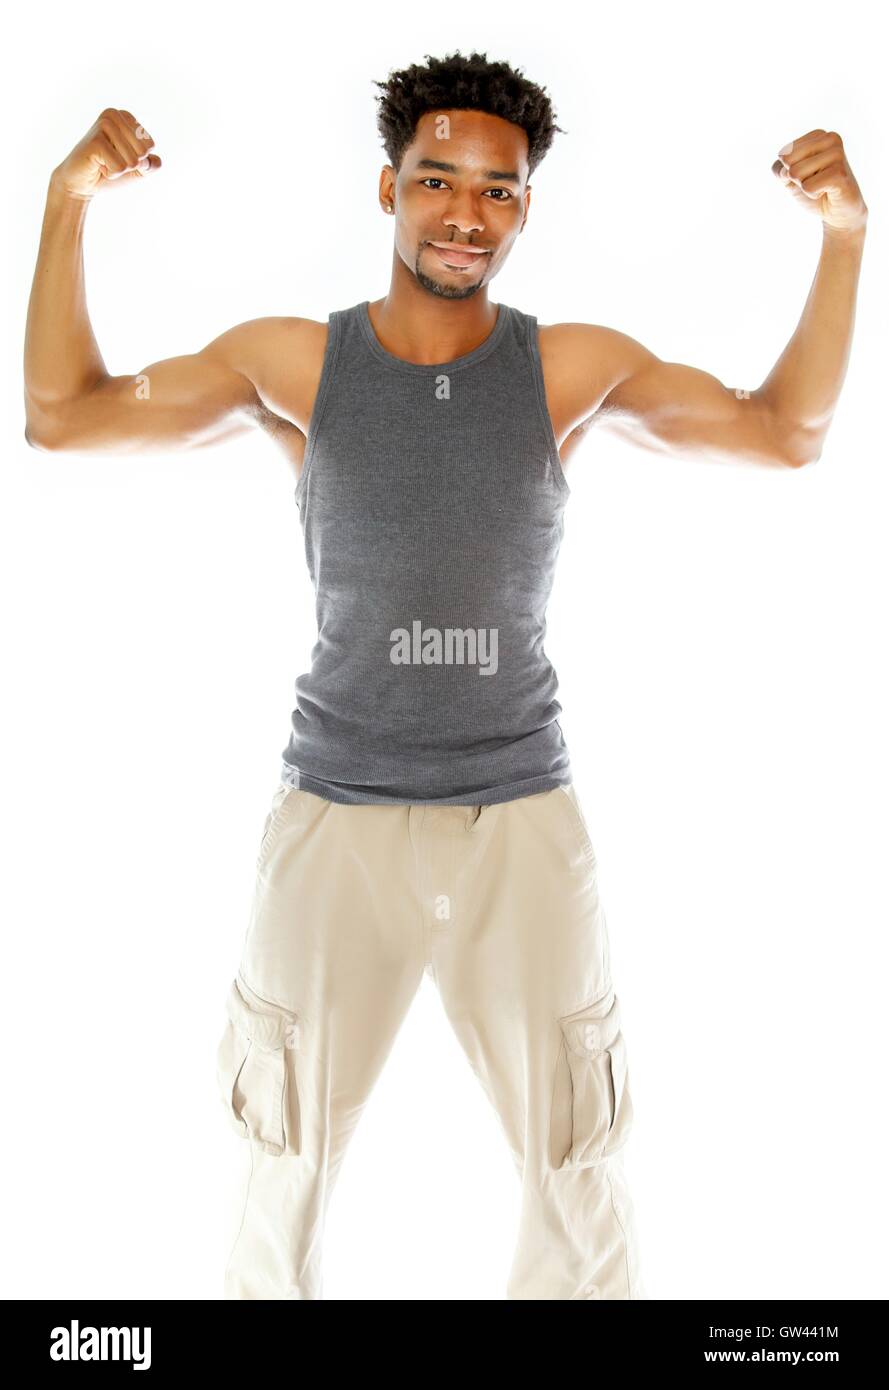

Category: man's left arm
[577, 130, 868, 470]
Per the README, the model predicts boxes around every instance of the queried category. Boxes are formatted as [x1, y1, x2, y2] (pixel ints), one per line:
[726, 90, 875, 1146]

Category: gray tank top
[279, 299, 574, 805]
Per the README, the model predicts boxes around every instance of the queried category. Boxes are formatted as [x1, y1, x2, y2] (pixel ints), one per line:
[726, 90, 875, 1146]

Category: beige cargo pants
[216, 782, 645, 1300]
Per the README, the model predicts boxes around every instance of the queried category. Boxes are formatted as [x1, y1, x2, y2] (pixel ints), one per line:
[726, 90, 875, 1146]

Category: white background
[2, 0, 886, 1300]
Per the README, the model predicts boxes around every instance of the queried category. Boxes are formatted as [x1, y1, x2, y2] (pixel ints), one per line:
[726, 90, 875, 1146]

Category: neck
[368, 249, 498, 365]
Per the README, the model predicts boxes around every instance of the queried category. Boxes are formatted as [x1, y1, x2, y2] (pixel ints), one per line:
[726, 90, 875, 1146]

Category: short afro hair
[373, 50, 565, 179]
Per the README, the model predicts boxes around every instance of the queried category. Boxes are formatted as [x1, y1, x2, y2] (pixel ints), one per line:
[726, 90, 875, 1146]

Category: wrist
[822, 214, 868, 248]
[47, 169, 94, 213]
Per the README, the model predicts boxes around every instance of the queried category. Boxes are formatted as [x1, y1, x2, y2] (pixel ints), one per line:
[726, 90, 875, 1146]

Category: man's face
[384, 109, 531, 300]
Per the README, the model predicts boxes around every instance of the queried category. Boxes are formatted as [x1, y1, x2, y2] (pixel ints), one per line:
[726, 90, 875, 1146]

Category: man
[24, 51, 867, 1301]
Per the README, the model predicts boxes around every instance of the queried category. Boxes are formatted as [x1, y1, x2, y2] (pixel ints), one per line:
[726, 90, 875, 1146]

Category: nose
[442, 192, 485, 237]
[443, 217, 485, 237]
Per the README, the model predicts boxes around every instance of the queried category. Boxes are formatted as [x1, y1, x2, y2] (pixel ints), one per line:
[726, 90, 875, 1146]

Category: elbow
[783, 446, 822, 469]
[779, 422, 825, 470]
[24, 401, 69, 452]
[760, 401, 824, 470]
[777, 432, 823, 469]
[25, 420, 58, 451]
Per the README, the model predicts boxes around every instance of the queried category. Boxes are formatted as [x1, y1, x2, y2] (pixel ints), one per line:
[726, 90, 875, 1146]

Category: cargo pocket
[557, 784, 597, 865]
[216, 976, 302, 1157]
[551, 987, 634, 1169]
[256, 782, 295, 869]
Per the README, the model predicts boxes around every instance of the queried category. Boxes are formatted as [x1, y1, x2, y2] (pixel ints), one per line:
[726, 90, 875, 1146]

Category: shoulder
[205, 315, 328, 365]
[202, 316, 330, 434]
[534, 321, 661, 435]
[536, 320, 657, 381]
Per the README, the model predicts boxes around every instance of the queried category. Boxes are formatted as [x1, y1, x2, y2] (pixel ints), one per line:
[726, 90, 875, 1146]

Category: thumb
[134, 152, 163, 178]
[104, 152, 162, 191]
[109, 152, 163, 184]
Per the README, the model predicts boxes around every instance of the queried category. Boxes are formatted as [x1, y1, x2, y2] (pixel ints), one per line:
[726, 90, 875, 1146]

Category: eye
[419, 177, 512, 201]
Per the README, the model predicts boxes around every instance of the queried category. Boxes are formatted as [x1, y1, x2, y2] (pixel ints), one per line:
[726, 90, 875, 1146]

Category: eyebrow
[414, 157, 521, 186]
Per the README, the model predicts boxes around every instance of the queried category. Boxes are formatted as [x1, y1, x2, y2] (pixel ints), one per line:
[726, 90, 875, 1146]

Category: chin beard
[414, 256, 485, 300]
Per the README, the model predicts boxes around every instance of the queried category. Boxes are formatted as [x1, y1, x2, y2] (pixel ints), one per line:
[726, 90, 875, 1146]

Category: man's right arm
[24, 109, 307, 457]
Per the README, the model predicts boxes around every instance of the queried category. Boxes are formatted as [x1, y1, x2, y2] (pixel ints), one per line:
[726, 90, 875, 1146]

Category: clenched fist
[771, 129, 867, 235]
[51, 109, 161, 200]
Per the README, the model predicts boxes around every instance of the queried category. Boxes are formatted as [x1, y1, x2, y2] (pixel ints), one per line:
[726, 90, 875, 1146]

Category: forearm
[759, 221, 867, 463]
[24, 177, 109, 431]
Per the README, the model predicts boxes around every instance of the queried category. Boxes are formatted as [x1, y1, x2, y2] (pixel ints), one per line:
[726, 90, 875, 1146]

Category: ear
[378, 165, 396, 206]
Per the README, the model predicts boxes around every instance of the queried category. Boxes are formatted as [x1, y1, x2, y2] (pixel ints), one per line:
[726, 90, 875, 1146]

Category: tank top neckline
[357, 299, 509, 375]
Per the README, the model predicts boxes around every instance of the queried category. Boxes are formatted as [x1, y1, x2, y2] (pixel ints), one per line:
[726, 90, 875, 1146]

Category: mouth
[426, 242, 490, 270]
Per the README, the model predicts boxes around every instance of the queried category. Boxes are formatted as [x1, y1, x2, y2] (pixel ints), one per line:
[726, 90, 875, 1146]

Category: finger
[777, 128, 831, 164]
[100, 110, 144, 167]
[788, 151, 842, 185]
[118, 110, 156, 152]
[778, 130, 841, 177]
[92, 130, 131, 179]
[134, 152, 163, 177]
[774, 146, 839, 188]
[772, 158, 798, 186]
[786, 137, 843, 184]
[799, 162, 847, 198]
